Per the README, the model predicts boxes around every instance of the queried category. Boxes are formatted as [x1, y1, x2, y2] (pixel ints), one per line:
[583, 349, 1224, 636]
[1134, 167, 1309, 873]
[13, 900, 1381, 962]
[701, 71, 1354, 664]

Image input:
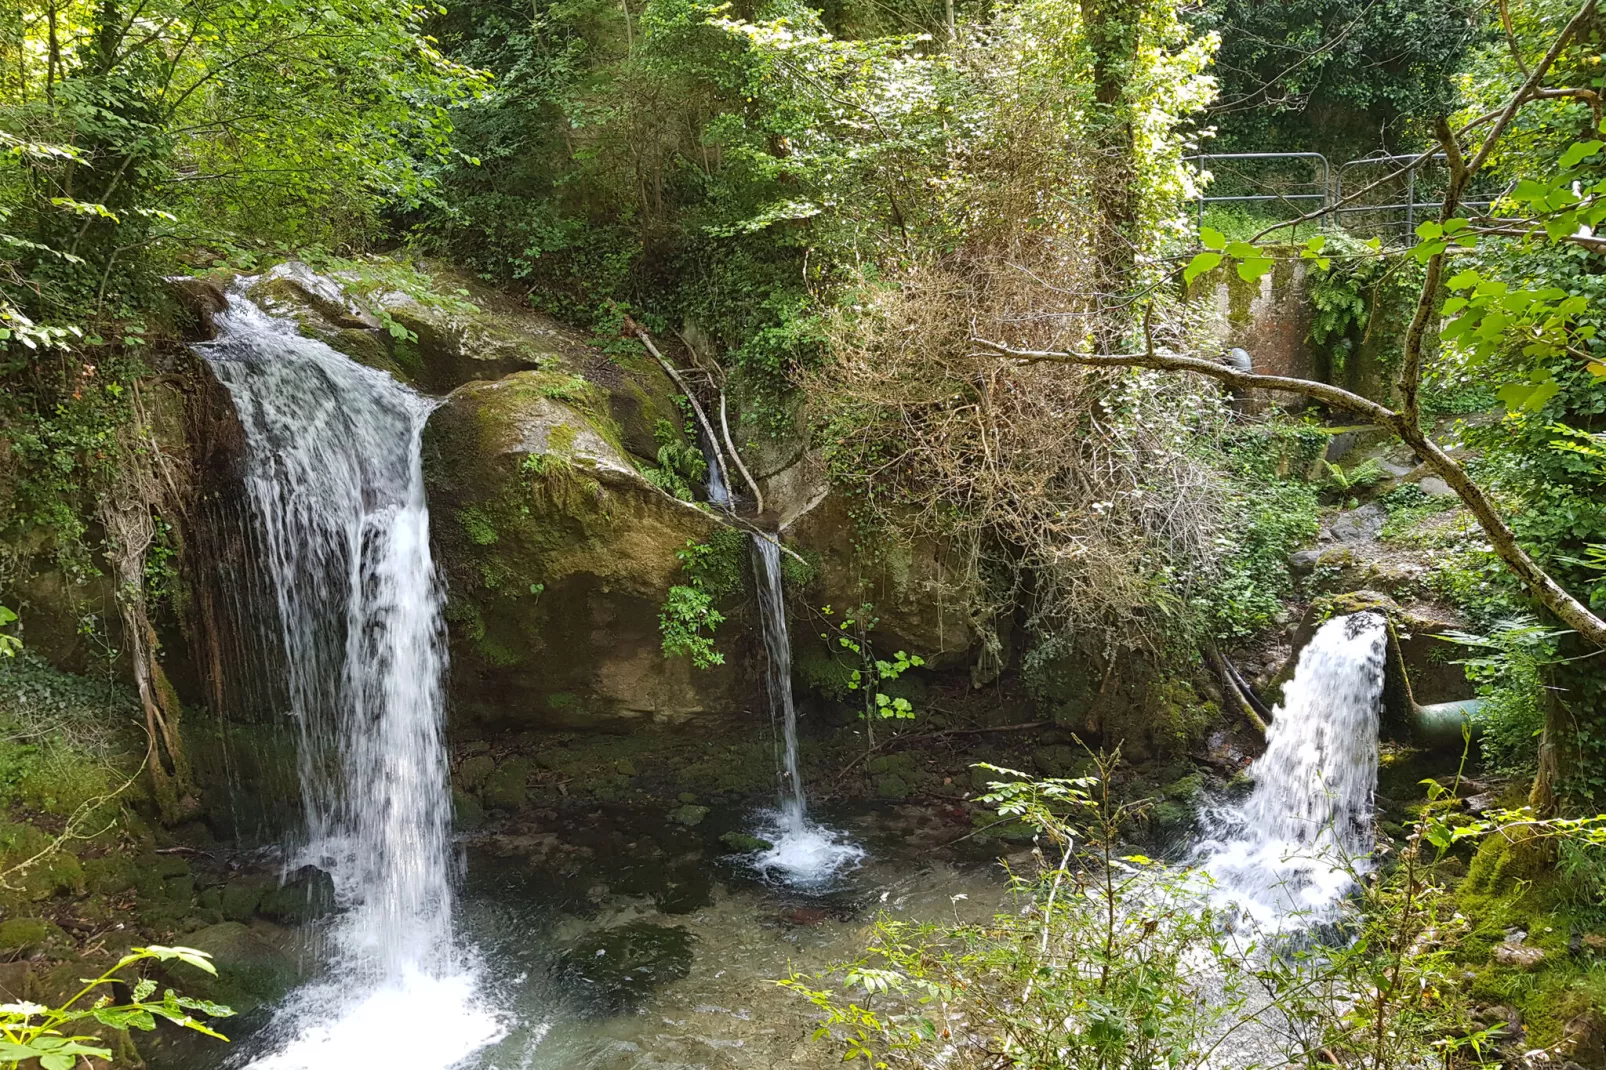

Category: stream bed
[153, 801, 1018, 1070]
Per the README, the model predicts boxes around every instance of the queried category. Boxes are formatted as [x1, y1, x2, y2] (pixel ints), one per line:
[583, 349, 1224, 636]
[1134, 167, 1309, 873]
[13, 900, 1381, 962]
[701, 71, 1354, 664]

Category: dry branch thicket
[803, 79, 1234, 657]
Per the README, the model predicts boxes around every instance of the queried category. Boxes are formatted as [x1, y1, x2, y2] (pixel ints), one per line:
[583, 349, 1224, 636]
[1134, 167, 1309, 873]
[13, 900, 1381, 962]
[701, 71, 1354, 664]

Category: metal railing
[1188, 150, 1500, 244]
[1185, 152, 1330, 234]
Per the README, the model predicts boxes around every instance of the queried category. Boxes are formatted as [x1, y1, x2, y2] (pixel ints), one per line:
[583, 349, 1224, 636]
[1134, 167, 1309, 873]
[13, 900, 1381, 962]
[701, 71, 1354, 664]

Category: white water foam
[749, 536, 863, 886]
[201, 276, 507, 1068]
[1193, 612, 1388, 931]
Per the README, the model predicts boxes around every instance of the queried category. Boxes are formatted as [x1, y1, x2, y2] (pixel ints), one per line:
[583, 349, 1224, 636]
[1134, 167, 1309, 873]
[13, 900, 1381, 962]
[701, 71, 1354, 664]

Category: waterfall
[1195, 612, 1388, 930]
[748, 535, 862, 886]
[200, 286, 502, 1068]
[752, 536, 807, 831]
[702, 426, 731, 509]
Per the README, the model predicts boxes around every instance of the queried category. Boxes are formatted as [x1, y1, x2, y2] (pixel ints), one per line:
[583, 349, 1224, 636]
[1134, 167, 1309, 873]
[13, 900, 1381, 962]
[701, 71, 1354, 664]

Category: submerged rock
[555, 922, 694, 1012]
[668, 804, 709, 827]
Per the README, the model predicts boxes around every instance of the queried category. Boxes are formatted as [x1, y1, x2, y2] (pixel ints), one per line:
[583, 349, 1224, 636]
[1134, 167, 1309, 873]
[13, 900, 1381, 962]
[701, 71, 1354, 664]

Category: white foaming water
[1194, 612, 1388, 931]
[201, 282, 504, 1068]
[750, 536, 863, 885]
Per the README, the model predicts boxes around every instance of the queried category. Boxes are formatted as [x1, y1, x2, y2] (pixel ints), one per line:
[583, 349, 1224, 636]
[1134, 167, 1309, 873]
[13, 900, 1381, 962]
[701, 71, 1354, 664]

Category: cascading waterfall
[753, 537, 807, 831]
[1194, 611, 1389, 930]
[200, 283, 503, 1069]
[749, 536, 863, 885]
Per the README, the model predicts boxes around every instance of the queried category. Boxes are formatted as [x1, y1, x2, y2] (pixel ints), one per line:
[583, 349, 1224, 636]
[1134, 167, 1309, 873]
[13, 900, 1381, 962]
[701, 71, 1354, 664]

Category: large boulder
[424, 370, 756, 730]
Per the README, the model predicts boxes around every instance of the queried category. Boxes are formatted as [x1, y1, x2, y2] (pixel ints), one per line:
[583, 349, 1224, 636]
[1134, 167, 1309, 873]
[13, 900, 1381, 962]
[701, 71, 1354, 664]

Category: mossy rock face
[555, 923, 693, 1013]
[875, 774, 911, 799]
[783, 492, 987, 674]
[425, 374, 757, 734]
[456, 754, 496, 792]
[453, 789, 486, 831]
[1024, 646, 1213, 763]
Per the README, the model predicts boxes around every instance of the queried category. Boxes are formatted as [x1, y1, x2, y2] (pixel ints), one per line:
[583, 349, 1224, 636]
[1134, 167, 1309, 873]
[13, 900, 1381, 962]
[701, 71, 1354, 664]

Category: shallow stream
[155, 802, 1017, 1070]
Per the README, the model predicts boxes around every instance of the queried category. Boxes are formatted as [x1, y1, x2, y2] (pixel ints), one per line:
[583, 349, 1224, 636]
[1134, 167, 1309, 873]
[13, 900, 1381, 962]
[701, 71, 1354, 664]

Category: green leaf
[1560, 140, 1604, 170]
[1448, 269, 1480, 291]
[1236, 256, 1273, 283]
[1199, 227, 1225, 251]
[1497, 379, 1560, 412]
[1182, 252, 1221, 284]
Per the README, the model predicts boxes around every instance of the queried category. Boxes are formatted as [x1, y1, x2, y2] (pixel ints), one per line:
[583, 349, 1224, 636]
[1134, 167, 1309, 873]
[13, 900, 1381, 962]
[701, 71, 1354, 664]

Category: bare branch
[969, 337, 1606, 654]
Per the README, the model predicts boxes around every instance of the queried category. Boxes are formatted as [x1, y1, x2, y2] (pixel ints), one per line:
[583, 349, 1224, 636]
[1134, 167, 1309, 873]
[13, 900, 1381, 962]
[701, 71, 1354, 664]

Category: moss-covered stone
[177, 922, 301, 1013]
[669, 804, 709, 827]
[219, 878, 271, 923]
[481, 758, 534, 811]
[456, 754, 496, 792]
[0, 918, 71, 958]
[453, 788, 486, 831]
[425, 370, 756, 733]
[718, 831, 774, 852]
[875, 774, 911, 799]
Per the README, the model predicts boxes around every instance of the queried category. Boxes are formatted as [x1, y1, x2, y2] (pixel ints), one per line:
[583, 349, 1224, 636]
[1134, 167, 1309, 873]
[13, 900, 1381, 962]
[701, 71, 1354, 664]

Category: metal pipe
[1414, 699, 1484, 748]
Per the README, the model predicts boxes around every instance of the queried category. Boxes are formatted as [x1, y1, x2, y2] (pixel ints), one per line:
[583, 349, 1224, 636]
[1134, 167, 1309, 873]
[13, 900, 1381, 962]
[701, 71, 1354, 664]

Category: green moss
[482, 758, 534, 810]
[0, 916, 71, 956]
[456, 754, 496, 791]
[458, 505, 500, 546]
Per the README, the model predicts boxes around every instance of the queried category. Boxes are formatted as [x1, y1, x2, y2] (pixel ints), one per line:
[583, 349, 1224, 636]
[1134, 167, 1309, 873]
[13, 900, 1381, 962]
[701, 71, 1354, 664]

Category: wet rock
[178, 922, 301, 1012]
[257, 865, 336, 924]
[0, 918, 72, 958]
[669, 804, 709, 827]
[169, 276, 228, 338]
[555, 923, 693, 1012]
[1289, 549, 1322, 573]
[1419, 476, 1455, 497]
[718, 831, 774, 853]
[453, 788, 486, 831]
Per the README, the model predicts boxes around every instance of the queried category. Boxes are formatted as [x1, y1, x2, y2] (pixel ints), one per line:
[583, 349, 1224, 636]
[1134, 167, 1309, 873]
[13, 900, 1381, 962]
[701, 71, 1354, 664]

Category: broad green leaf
[1236, 256, 1273, 282]
[1448, 269, 1480, 290]
[1560, 140, 1604, 169]
[1199, 227, 1225, 251]
[1182, 251, 1221, 284]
